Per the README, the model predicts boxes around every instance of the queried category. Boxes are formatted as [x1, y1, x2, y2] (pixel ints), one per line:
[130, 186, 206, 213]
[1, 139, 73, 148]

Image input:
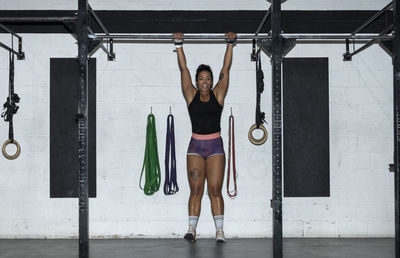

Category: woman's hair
[195, 64, 213, 82]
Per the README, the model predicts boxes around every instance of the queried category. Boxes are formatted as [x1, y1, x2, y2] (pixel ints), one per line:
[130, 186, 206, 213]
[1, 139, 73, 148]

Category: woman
[173, 32, 236, 243]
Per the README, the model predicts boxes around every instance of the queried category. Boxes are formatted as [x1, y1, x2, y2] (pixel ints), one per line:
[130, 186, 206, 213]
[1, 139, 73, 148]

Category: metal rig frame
[0, 0, 399, 257]
[0, 23, 24, 59]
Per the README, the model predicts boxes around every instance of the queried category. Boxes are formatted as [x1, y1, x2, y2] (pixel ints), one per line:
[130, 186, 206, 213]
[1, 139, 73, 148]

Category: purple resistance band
[164, 114, 179, 195]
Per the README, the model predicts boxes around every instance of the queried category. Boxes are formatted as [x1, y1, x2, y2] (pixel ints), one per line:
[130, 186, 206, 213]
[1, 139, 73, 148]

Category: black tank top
[188, 90, 223, 134]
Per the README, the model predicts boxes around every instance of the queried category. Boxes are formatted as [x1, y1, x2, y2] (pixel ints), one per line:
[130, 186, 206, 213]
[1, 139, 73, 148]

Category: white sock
[213, 215, 224, 231]
[189, 216, 199, 229]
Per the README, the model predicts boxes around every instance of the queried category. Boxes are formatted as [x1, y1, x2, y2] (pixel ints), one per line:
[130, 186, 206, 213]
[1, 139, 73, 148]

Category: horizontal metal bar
[0, 23, 21, 39]
[0, 17, 77, 22]
[88, 4, 109, 34]
[91, 33, 393, 41]
[255, 7, 271, 36]
[91, 33, 263, 40]
[0, 41, 24, 58]
[282, 33, 393, 40]
[351, 1, 393, 36]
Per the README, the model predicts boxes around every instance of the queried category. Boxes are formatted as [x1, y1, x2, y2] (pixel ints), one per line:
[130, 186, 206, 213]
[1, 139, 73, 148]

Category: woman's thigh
[187, 155, 206, 191]
[206, 154, 225, 192]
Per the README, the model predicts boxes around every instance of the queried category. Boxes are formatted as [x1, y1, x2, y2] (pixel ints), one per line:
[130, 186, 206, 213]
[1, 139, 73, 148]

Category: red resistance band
[227, 113, 238, 199]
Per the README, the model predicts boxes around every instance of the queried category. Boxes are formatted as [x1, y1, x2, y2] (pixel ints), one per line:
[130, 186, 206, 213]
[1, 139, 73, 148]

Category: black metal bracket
[256, 37, 296, 57]
[88, 38, 102, 54]
[390, 163, 395, 172]
[379, 40, 393, 57]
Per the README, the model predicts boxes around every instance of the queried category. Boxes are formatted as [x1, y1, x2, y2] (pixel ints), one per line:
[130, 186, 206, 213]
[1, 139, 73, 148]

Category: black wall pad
[50, 58, 96, 198]
[283, 58, 330, 197]
[0, 10, 392, 34]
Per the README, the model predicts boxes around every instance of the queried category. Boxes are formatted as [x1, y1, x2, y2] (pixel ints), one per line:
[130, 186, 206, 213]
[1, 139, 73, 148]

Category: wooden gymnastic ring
[248, 124, 268, 145]
[2, 139, 21, 160]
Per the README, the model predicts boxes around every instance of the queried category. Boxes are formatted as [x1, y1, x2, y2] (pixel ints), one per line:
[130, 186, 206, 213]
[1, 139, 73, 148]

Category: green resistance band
[139, 113, 161, 195]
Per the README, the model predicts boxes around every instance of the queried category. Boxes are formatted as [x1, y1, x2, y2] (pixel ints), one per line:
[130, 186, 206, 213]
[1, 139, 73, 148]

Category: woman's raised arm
[214, 32, 236, 105]
[174, 32, 196, 105]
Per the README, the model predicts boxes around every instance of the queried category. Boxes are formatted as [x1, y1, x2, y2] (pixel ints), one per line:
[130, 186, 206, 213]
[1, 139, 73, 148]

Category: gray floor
[0, 238, 394, 258]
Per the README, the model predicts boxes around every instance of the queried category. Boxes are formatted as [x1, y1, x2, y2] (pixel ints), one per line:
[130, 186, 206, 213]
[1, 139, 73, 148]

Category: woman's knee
[190, 187, 204, 198]
[208, 187, 222, 199]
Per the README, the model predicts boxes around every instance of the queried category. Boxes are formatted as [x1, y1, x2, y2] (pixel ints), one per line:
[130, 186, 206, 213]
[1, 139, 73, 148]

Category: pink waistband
[192, 132, 221, 140]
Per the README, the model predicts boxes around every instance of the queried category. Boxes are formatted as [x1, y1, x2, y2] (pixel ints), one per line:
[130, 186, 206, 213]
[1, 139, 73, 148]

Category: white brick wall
[0, 32, 394, 238]
[0, 0, 392, 10]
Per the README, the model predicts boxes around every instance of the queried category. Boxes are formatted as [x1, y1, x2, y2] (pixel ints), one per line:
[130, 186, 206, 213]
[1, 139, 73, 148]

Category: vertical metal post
[77, 0, 89, 257]
[271, 0, 283, 257]
[394, 0, 400, 257]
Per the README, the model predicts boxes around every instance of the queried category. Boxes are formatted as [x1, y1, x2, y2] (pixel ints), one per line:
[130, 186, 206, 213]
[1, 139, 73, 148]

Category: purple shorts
[187, 137, 225, 158]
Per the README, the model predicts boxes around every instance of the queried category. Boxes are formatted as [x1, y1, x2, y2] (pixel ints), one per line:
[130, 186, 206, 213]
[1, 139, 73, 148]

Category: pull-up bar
[90, 33, 393, 41]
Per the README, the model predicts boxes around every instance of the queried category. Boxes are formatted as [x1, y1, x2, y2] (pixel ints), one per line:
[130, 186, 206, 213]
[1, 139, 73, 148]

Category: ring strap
[227, 114, 238, 199]
[164, 114, 179, 195]
[8, 119, 14, 142]
[2, 52, 21, 159]
[255, 53, 266, 127]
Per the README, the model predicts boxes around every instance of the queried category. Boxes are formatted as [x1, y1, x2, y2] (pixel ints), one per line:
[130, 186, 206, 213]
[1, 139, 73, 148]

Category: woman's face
[196, 71, 213, 93]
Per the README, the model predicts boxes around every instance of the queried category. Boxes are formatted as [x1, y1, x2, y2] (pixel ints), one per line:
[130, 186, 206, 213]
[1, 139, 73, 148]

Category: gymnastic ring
[248, 124, 268, 145]
[2, 139, 21, 160]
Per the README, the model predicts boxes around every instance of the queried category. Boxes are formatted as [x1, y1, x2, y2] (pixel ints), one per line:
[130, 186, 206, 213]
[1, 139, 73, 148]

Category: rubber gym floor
[0, 238, 394, 258]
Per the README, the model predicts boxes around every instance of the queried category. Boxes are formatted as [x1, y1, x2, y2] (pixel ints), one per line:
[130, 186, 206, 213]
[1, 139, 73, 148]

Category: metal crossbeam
[0, 17, 77, 22]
